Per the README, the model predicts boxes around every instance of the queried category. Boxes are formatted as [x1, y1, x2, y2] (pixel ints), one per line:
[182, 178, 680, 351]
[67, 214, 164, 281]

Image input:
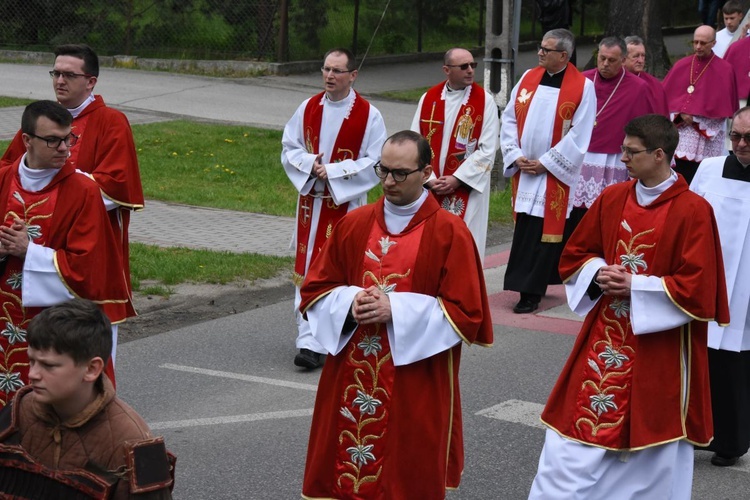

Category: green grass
[0, 97, 34, 108]
[376, 87, 431, 103]
[133, 121, 298, 216]
[129, 243, 292, 289]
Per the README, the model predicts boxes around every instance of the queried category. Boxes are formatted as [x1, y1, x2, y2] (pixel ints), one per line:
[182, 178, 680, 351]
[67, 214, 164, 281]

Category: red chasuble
[417, 82, 485, 219]
[542, 178, 729, 450]
[294, 91, 370, 281]
[662, 54, 738, 118]
[724, 37, 750, 99]
[0, 159, 134, 406]
[1, 96, 144, 298]
[513, 63, 586, 242]
[299, 195, 492, 498]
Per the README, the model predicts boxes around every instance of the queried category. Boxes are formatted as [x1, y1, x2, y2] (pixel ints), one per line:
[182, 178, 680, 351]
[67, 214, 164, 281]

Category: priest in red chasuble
[299, 131, 492, 499]
[0, 101, 133, 407]
[662, 25, 738, 184]
[529, 114, 729, 498]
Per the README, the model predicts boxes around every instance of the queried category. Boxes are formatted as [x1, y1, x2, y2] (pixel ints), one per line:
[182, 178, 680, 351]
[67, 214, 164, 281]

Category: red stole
[512, 63, 586, 242]
[569, 192, 672, 448]
[294, 91, 370, 281]
[332, 219, 424, 497]
[418, 82, 485, 219]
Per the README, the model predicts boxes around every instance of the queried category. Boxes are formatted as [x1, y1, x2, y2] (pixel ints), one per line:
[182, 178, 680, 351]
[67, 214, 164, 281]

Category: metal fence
[0, 1, 704, 63]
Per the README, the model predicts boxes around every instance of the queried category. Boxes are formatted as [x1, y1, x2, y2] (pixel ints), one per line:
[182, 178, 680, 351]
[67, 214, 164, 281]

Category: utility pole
[484, 0, 521, 188]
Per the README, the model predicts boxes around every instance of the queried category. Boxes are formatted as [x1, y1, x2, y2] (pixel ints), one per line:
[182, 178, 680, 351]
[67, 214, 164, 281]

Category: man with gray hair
[623, 35, 669, 115]
[501, 28, 596, 313]
[571, 37, 655, 222]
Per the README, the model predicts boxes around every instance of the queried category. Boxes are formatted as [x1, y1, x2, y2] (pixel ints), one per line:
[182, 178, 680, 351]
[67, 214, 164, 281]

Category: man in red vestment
[724, 35, 750, 105]
[0, 44, 143, 307]
[529, 114, 729, 498]
[662, 25, 739, 183]
[0, 100, 133, 407]
[299, 131, 492, 498]
[623, 35, 669, 116]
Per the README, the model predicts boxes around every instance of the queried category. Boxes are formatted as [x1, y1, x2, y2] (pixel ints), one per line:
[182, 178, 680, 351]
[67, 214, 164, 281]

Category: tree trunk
[589, 0, 671, 77]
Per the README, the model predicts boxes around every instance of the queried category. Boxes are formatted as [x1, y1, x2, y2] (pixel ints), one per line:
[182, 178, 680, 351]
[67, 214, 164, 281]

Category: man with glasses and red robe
[0, 44, 143, 382]
[282, 47, 386, 370]
[411, 47, 499, 261]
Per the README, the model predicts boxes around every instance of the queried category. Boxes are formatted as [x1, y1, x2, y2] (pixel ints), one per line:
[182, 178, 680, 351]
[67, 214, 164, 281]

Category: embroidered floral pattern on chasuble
[332, 222, 424, 497]
[0, 181, 58, 406]
[570, 195, 673, 449]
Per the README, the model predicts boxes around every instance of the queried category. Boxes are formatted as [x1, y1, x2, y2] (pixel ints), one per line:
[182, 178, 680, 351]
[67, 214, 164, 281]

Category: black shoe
[294, 349, 323, 369]
[513, 294, 540, 314]
[711, 453, 739, 467]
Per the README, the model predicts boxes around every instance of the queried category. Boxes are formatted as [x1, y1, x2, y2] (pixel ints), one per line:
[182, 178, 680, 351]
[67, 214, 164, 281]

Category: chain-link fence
[0, 1, 707, 63]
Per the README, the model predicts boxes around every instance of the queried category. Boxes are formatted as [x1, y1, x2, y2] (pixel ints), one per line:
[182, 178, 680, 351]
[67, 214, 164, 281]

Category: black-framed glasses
[537, 44, 566, 55]
[49, 70, 93, 80]
[445, 62, 478, 70]
[321, 66, 352, 75]
[374, 162, 421, 182]
[27, 132, 78, 149]
[729, 132, 750, 143]
[620, 145, 655, 159]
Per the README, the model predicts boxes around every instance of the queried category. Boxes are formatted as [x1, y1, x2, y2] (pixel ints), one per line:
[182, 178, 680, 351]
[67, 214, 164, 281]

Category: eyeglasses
[537, 44, 566, 55]
[374, 163, 422, 182]
[321, 66, 352, 75]
[620, 145, 655, 159]
[27, 132, 78, 149]
[692, 39, 715, 45]
[445, 62, 478, 70]
[729, 132, 750, 143]
[49, 70, 93, 80]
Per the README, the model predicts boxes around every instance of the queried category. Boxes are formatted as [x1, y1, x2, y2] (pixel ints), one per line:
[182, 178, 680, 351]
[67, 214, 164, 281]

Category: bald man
[662, 25, 738, 183]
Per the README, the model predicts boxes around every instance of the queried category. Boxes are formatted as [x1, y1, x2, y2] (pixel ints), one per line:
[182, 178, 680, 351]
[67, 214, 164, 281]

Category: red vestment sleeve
[0, 131, 24, 171]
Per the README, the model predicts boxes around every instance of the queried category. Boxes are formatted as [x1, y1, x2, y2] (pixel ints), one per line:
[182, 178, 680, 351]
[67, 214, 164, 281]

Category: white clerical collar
[324, 90, 353, 105]
[383, 189, 429, 234]
[19, 154, 61, 192]
[635, 170, 677, 206]
[67, 93, 95, 118]
[546, 65, 567, 77]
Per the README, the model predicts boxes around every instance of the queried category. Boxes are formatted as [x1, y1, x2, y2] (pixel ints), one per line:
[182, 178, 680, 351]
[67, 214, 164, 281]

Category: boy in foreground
[0, 300, 175, 499]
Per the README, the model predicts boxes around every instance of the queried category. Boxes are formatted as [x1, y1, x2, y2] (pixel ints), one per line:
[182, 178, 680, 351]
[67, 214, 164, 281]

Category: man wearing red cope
[662, 25, 738, 184]
[0, 44, 143, 302]
[529, 115, 729, 498]
[0, 100, 134, 407]
[299, 131, 493, 498]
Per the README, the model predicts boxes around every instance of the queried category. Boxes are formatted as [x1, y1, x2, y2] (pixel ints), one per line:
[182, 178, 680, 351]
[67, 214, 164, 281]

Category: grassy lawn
[376, 87, 430, 103]
[0, 97, 34, 108]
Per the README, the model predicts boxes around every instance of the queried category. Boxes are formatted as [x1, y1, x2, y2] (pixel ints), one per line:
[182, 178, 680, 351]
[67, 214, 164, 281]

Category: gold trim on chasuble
[334, 231, 417, 495]
[573, 219, 656, 445]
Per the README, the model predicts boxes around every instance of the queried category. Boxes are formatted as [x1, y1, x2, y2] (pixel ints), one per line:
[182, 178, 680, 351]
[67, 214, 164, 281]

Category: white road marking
[160, 363, 318, 391]
[149, 409, 314, 430]
[476, 399, 546, 429]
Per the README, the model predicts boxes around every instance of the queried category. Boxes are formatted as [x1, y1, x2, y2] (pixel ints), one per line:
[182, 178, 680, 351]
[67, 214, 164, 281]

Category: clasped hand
[351, 286, 392, 324]
[515, 157, 546, 175]
[596, 265, 632, 296]
[0, 218, 28, 258]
